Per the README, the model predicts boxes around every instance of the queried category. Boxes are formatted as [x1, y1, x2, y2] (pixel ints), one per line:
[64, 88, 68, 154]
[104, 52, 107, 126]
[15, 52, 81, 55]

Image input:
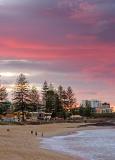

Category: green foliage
[0, 101, 11, 114]
[0, 74, 77, 121]
[42, 81, 49, 106]
[29, 86, 40, 112]
[92, 112, 115, 118]
[79, 106, 85, 116]
[13, 74, 30, 121]
[70, 108, 79, 115]
[79, 104, 92, 117]
[59, 86, 76, 110]
[84, 106, 92, 117]
[66, 86, 76, 108]
[45, 86, 67, 119]
[0, 85, 8, 114]
[51, 93, 67, 119]
[46, 90, 56, 112]
[0, 86, 8, 101]
[58, 85, 63, 101]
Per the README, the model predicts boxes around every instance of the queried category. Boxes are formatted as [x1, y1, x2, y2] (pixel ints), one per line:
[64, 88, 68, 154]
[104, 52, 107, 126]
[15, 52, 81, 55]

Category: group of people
[31, 130, 44, 137]
[6, 128, 44, 137]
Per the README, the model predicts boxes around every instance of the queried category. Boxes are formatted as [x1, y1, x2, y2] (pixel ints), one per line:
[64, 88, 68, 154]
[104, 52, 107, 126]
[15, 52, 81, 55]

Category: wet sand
[0, 123, 104, 160]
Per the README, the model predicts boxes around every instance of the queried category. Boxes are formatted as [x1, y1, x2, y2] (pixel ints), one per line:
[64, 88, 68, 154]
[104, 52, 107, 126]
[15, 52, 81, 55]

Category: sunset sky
[0, 0, 115, 105]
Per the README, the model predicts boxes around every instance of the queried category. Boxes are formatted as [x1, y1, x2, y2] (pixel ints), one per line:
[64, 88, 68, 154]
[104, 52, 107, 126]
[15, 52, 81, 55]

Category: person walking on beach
[41, 132, 43, 137]
[7, 129, 10, 132]
[35, 131, 37, 136]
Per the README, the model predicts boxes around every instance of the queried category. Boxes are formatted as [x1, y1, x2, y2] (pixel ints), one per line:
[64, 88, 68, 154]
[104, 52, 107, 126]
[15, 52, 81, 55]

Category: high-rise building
[81, 100, 112, 113]
[90, 100, 101, 108]
[81, 99, 101, 108]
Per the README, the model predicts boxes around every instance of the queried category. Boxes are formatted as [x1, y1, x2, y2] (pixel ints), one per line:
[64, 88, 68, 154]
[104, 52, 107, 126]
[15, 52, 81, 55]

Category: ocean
[41, 128, 115, 160]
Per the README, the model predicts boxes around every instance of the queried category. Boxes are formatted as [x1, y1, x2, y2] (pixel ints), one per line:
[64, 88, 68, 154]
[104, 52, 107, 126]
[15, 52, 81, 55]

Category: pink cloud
[59, 1, 99, 24]
[0, 0, 115, 105]
[66, 34, 96, 43]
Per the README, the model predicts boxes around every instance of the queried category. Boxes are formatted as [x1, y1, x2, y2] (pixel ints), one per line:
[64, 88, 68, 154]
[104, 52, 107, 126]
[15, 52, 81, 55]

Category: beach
[0, 123, 109, 160]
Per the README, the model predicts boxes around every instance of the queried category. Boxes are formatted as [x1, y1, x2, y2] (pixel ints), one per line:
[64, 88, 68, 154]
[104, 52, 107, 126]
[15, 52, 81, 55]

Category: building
[37, 112, 52, 120]
[70, 115, 82, 120]
[81, 100, 101, 109]
[90, 100, 101, 109]
[96, 102, 112, 113]
[81, 100, 112, 113]
[81, 100, 90, 108]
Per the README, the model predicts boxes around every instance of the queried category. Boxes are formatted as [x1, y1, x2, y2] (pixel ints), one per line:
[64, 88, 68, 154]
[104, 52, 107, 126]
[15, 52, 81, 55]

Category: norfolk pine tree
[29, 86, 40, 112]
[0, 84, 8, 114]
[13, 74, 30, 121]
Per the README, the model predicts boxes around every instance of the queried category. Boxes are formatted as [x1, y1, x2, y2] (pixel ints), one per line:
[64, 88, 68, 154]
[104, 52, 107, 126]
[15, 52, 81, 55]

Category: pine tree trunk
[21, 103, 25, 122]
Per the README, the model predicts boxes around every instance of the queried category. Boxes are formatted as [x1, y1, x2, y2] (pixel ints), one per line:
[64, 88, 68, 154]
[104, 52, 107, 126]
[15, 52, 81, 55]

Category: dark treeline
[0, 73, 114, 122]
[0, 73, 77, 121]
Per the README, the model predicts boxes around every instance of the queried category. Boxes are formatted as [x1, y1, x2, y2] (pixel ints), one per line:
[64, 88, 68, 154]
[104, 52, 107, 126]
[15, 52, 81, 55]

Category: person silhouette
[35, 131, 37, 136]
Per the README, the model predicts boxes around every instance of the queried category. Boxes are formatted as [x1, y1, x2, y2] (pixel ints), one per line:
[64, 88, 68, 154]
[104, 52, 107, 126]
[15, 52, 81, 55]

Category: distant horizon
[0, 1, 115, 106]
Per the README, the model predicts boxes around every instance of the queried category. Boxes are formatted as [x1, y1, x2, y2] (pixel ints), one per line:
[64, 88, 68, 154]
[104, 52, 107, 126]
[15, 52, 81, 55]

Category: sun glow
[0, 72, 30, 77]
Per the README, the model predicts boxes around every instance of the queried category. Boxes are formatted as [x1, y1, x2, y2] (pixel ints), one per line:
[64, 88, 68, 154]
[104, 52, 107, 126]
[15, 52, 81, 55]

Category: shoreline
[41, 127, 115, 160]
[39, 124, 113, 160]
[0, 123, 113, 160]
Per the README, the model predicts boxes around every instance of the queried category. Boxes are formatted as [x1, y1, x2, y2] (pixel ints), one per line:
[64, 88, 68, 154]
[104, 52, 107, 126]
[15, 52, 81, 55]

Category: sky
[0, 0, 115, 105]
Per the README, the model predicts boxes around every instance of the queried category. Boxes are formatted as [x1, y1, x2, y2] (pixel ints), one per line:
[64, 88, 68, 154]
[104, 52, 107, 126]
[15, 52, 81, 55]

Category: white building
[81, 99, 101, 109]
[90, 100, 101, 108]
[81, 100, 112, 113]
[81, 100, 90, 108]
[96, 103, 112, 113]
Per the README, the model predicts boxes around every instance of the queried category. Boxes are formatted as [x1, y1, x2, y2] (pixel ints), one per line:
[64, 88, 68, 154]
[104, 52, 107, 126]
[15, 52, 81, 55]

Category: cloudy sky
[0, 0, 115, 105]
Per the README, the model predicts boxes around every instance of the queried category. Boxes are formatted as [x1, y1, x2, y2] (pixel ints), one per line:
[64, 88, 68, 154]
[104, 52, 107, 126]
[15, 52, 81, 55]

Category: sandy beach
[0, 123, 105, 160]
